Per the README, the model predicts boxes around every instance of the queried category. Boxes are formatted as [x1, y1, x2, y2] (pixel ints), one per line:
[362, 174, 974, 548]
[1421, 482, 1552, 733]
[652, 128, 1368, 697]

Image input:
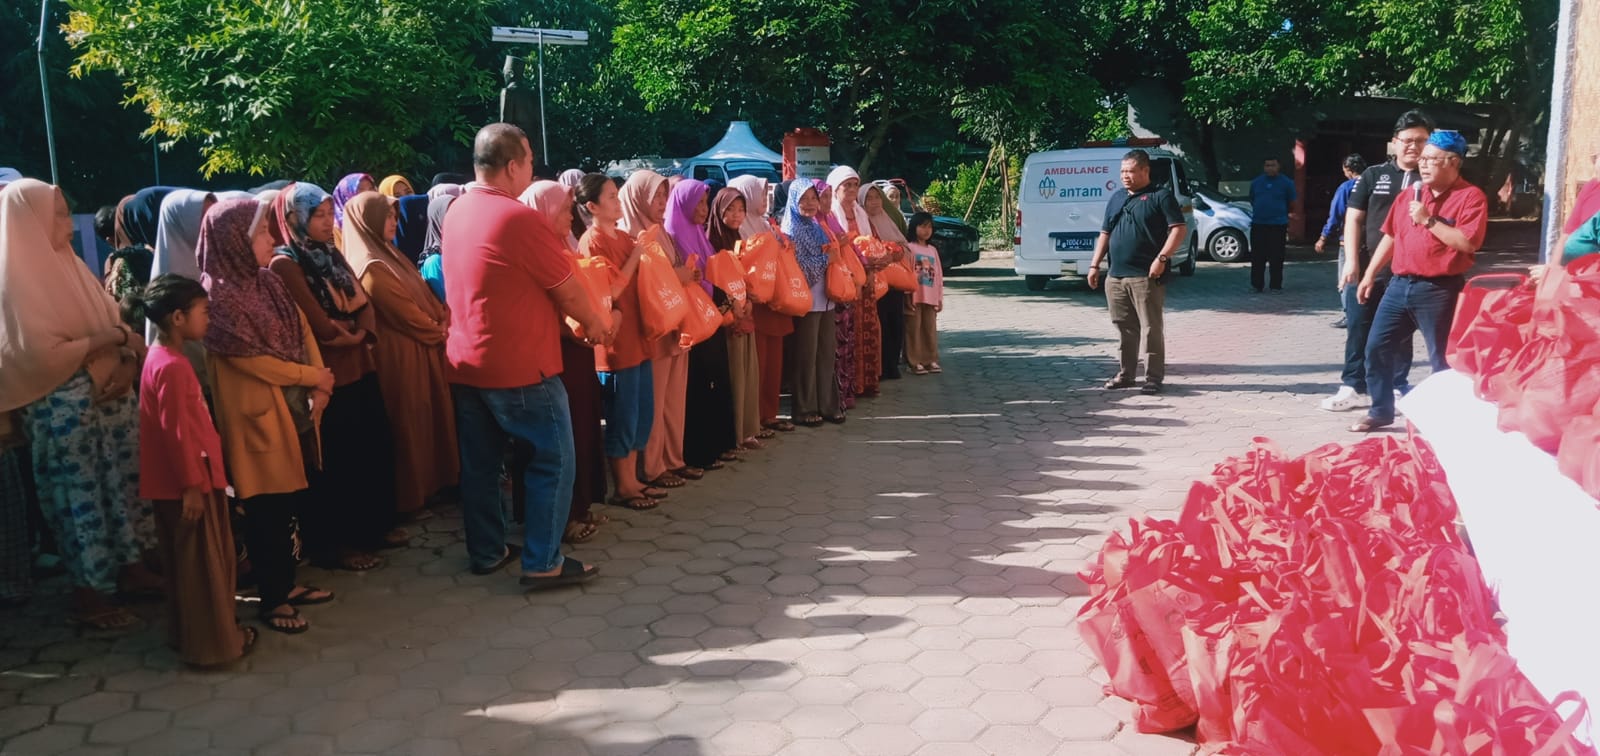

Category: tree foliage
[64, 0, 500, 180]
[608, 0, 1104, 175]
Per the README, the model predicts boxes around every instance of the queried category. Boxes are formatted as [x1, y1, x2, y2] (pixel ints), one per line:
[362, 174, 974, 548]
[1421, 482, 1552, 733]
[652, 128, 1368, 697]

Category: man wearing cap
[1350, 130, 1487, 432]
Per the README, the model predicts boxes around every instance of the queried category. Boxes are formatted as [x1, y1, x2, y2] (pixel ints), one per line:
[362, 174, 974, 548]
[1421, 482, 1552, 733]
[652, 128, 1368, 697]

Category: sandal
[798, 415, 824, 428]
[377, 528, 410, 550]
[259, 605, 309, 635]
[757, 429, 776, 439]
[519, 557, 599, 591]
[584, 512, 612, 526]
[719, 450, 742, 462]
[335, 551, 383, 572]
[287, 585, 336, 606]
[912, 365, 929, 375]
[640, 488, 670, 500]
[825, 414, 847, 425]
[470, 544, 521, 576]
[649, 474, 686, 489]
[763, 420, 796, 433]
[929, 363, 942, 373]
[608, 495, 659, 511]
[675, 467, 706, 481]
[71, 607, 142, 632]
[563, 520, 600, 544]
[742, 438, 765, 450]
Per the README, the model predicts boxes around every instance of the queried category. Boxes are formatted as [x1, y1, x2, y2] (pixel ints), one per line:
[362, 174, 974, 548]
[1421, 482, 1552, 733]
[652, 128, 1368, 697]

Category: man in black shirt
[1318, 111, 1428, 413]
[1087, 150, 1188, 395]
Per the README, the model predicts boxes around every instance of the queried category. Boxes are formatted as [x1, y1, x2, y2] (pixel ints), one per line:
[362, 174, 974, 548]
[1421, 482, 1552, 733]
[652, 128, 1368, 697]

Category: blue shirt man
[1248, 158, 1297, 292]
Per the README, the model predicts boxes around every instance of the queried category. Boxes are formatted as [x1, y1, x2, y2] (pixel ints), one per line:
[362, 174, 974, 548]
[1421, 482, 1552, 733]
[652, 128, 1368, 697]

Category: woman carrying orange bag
[782, 178, 844, 426]
[728, 176, 796, 433]
[861, 183, 912, 380]
[664, 180, 740, 473]
[827, 167, 881, 403]
[708, 188, 767, 450]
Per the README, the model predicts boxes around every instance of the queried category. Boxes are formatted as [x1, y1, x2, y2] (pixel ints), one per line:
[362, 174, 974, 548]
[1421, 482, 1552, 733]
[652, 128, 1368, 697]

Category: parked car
[872, 179, 981, 272]
[1188, 184, 1253, 263]
[1014, 139, 1214, 291]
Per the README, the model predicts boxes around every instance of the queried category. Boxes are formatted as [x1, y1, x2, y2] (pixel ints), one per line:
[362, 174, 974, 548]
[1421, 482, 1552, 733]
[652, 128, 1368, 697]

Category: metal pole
[152, 138, 161, 184]
[536, 31, 548, 165]
[37, 0, 59, 184]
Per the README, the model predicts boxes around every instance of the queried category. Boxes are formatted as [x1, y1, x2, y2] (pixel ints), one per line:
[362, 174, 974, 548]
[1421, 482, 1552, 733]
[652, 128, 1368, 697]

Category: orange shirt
[581, 225, 649, 371]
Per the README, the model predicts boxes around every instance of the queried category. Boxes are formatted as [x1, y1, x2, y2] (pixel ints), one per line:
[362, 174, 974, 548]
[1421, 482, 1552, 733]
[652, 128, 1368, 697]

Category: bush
[923, 151, 1023, 247]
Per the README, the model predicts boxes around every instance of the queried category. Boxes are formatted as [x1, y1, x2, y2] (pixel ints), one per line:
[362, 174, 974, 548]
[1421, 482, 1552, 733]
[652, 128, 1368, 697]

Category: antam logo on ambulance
[1028, 161, 1120, 203]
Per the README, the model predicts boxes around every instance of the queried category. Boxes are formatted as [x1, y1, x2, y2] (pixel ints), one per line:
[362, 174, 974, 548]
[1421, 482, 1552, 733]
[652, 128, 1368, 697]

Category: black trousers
[877, 290, 906, 378]
[1250, 224, 1288, 291]
[241, 490, 303, 610]
[303, 373, 396, 562]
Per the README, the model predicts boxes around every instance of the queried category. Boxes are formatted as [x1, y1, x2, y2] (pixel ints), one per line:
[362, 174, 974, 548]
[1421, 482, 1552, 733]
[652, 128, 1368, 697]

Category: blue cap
[1428, 130, 1468, 156]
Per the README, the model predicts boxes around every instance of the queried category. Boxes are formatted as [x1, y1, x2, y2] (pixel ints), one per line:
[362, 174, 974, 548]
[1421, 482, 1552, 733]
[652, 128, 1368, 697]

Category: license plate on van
[1052, 233, 1096, 252]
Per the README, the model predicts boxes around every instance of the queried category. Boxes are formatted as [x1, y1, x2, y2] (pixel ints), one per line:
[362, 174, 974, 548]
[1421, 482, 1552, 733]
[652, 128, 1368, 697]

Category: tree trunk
[1484, 115, 1525, 215]
[964, 145, 997, 223]
[857, 112, 895, 178]
[1198, 122, 1223, 187]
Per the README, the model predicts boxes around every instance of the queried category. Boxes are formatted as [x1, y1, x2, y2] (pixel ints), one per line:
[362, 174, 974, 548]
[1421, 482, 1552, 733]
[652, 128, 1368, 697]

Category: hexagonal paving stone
[781, 704, 860, 739]
[844, 723, 923, 756]
[910, 708, 989, 742]
[54, 691, 136, 724]
[87, 710, 172, 745]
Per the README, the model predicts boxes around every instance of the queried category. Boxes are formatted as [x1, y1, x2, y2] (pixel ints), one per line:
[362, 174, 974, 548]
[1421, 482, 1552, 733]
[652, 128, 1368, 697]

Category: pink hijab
[518, 180, 579, 253]
[0, 179, 124, 411]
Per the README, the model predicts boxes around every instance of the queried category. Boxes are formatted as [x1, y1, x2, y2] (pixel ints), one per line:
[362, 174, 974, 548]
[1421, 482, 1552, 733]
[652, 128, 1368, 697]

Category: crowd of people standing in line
[0, 122, 947, 667]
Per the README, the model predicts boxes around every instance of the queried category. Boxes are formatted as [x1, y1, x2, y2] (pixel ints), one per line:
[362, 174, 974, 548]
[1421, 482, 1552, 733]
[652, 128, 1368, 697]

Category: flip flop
[675, 467, 705, 480]
[584, 512, 612, 526]
[704, 460, 727, 471]
[519, 558, 599, 591]
[640, 488, 670, 500]
[608, 495, 659, 511]
[757, 429, 776, 439]
[259, 606, 309, 635]
[825, 414, 847, 425]
[470, 544, 521, 576]
[649, 474, 686, 489]
[287, 585, 336, 606]
[70, 607, 142, 632]
[563, 520, 600, 544]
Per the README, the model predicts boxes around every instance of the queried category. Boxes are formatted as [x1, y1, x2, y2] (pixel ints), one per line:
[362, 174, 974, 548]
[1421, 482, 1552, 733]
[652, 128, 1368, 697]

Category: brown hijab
[340, 192, 445, 320]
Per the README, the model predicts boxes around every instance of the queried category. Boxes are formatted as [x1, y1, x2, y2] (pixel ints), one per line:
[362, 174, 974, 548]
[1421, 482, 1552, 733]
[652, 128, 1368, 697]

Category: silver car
[1187, 183, 1254, 264]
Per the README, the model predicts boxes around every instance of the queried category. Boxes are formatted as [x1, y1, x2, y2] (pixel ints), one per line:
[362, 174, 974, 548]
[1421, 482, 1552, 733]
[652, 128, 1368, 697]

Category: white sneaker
[1319, 386, 1369, 412]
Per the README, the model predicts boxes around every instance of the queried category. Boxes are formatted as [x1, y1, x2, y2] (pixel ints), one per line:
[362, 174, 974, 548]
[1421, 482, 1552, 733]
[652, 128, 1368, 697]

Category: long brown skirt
[154, 491, 248, 667]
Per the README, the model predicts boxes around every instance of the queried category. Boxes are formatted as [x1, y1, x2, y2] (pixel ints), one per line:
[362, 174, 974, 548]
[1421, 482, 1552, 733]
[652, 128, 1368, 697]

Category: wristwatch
[1158, 255, 1171, 263]
[1424, 216, 1439, 229]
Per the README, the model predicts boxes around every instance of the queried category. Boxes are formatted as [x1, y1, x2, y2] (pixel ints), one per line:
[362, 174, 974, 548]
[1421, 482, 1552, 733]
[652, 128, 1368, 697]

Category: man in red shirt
[1351, 130, 1488, 432]
[444, 123, 613, 586]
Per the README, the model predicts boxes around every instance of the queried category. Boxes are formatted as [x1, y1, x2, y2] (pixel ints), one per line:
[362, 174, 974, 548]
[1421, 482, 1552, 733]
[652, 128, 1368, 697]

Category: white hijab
[727, 175, 772, 240]
[826, 165, 870, 240]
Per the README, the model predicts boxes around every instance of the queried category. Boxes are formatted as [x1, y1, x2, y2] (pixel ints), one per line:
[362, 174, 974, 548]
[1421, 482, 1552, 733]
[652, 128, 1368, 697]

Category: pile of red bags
[1077, 435, 1593, 754]
[1448, 256, 1600, 499]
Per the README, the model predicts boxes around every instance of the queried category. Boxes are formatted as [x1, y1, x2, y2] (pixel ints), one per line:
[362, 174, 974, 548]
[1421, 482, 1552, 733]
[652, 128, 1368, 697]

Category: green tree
[64, 0, 500, 180]
[608, 0, 1103, 176]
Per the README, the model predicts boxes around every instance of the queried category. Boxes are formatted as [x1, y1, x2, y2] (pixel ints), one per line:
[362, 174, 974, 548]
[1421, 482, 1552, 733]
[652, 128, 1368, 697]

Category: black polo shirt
[1102, 184, 1184, 278]
[1348, 160, 1421, 276]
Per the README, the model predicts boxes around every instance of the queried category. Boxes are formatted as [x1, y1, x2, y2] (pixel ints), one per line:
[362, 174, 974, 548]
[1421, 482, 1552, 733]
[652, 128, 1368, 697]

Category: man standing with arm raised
[1087, 149, 1188, 396]
[1351, 130, 1488, 432]
[444, 123, 613, 588]
[1320, 110, 1432, 413]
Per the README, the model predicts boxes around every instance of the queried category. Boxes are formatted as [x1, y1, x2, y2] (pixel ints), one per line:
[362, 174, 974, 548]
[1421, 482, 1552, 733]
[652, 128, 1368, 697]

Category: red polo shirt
[1381, 177, 1488, 278]
[443, 185, 573, 388]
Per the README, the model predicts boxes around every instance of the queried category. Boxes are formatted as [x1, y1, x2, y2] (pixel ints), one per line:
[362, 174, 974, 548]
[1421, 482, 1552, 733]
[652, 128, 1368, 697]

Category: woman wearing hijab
[827, 167, 881, 402]
[106, 186, 177, 326]
[576, 173, 659, 511]
[378, 175, 414, 199]
[782, 179, 843, 426]
[862, 183, 910, 380]
[727, 176, 794, 434]
[331, 173, 376, 247]
[427, 182, 465, 201]
[340, 192, 459, 520]
[393, 194, 430, 265]
[707, 183, 766, 451]
[268, 182, 398, 572]
[560, 169, 593, 239]
[200, 196, 337, 634]
[145, 191, 219, 382]
[814, 179, 856, 414]
[418, 192, 454, 301]
[620, 170, 697, 488]
[0, 179, 154, 630]
[520, 181, 607, 542]
[667, 180, 740, 472]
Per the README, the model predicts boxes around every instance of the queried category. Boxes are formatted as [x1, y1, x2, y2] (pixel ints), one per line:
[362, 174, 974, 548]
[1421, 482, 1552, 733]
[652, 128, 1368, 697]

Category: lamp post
[37, 0, 59, 184]
[490, 27, 589, 164]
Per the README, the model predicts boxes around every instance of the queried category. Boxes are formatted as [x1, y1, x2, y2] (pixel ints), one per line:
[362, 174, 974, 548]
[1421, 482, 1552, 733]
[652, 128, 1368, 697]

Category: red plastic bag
[1557, 410, 1600, 501]
[1447, 273, 1534, 399]
[677, 283, 721, 348]
[1490, 261, 1600, 451]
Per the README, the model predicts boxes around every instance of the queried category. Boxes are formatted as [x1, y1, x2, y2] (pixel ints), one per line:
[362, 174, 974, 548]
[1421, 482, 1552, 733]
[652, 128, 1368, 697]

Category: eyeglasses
[1418, 156, 1460, 165]
[1395, 138, 1430, 147]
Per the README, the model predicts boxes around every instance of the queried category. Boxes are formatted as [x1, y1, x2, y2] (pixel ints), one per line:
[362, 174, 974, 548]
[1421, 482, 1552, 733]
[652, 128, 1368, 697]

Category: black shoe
[1103, 377, 1136, 390]
[1330, 318, 1347, 328]
[470, 545, 521, 575]
[1140, 382, 1163, 395]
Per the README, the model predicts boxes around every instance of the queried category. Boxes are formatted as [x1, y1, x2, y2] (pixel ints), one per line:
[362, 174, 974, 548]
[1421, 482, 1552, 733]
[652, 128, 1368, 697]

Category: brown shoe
[1349, 416, 1394, 433]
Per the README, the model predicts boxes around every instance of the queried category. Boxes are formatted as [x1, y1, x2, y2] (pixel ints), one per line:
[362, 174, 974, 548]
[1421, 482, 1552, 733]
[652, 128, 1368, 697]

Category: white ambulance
[1014, 139, 1247, 291]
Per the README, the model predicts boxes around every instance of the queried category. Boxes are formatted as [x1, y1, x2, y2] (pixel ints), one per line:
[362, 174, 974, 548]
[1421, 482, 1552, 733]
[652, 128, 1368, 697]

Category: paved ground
[0, 223, 1540, 756]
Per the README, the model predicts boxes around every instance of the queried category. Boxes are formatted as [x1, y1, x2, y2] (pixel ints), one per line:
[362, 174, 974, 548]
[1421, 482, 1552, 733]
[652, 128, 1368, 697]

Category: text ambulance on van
[1013, 139, 1250, 292]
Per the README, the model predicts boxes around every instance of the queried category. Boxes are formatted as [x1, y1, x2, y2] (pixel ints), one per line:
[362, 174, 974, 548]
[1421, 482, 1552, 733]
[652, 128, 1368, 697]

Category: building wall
[1559, 2, 1599, 228]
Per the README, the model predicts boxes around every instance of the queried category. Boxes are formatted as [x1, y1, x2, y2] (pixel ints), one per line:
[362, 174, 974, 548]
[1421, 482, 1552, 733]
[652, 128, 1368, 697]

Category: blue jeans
[600, 362, 654, 459]
[1341, 280, 1412, 394]
[1365, 275, 1462, 421]
[452, 379, 574, 573]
